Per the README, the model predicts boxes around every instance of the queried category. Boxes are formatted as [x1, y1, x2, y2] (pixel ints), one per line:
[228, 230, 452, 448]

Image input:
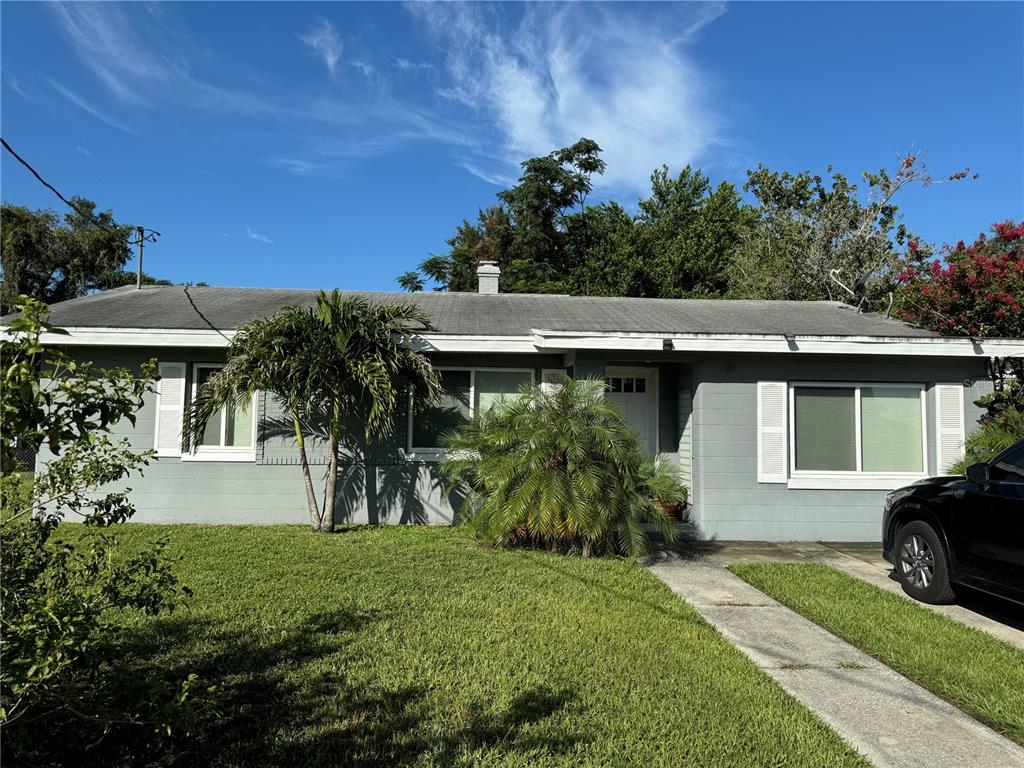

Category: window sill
[787, 474, 926, 491]
[181, 449, 257, 463]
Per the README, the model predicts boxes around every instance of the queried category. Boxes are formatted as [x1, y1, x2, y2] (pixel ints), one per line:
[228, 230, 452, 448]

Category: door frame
[604, 366, 660, 455]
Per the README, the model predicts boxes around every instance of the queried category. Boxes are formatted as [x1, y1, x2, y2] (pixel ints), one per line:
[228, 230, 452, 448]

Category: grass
[50, 525, 868, 768]
[730, 562, 1024, 745]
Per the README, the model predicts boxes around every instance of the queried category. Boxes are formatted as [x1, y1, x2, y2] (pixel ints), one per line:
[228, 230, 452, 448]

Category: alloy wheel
[900, 534, 935, 589]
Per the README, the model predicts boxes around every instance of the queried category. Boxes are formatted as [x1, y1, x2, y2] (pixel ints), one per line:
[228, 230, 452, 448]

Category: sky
[1, 1, 1022, 291]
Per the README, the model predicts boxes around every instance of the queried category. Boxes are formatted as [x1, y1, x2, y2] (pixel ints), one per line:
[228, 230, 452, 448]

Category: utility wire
[1, 136, 160, 244]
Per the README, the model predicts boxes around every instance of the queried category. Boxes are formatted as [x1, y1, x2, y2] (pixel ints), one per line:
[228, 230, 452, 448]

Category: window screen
[411, 370, 471, 449]
[474, 370, 531, 414]
[794, 387, 856, 471]
[861, 387, 922, 472]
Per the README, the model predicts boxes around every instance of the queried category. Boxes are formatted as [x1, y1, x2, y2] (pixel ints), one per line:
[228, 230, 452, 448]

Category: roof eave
[18, 326, 1024, 358]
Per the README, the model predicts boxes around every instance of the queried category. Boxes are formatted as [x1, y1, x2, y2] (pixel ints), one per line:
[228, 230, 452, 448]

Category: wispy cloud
[50, 2, 276, 116]
[5, 75, 32, 101]
[246, 226, 274, 245]
[47, 77, 135, 133]
[394, 58, 433, 72]
[300, 18, 343, 77]
[407, 3, 727, 195]
[75, 145, 94, 157]
[350, 60, 374, 78]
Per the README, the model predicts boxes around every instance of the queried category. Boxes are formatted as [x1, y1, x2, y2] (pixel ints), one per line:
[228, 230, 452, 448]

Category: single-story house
[13, 264, 1024, 540]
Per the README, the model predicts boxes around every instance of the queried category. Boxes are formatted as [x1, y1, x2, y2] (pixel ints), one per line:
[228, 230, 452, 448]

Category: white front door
[604, 366, 658, 455]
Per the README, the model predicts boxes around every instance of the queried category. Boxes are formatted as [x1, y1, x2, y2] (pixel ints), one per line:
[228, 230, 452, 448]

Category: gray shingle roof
[6, 285, 939, 338]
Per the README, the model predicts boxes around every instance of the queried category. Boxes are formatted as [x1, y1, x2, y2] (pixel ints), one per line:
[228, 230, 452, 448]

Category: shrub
[441, 378, 686, 557]
[1, 297, 198, 757]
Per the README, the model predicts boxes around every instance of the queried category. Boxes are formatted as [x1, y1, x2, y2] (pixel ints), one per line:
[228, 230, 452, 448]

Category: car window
[989, 443, 1024, 483]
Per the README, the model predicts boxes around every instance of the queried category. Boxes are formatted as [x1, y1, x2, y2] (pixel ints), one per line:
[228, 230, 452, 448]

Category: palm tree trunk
[320, 398, 341, 533]
[293, 414, 320, 531]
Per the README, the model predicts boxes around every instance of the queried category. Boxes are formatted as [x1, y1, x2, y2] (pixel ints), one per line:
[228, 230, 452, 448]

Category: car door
[957, 443, 1024, 595]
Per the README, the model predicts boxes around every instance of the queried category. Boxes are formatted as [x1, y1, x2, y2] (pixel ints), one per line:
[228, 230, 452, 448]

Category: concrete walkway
[648, 554, 1024, 768]
[695, 541, 1024, 651]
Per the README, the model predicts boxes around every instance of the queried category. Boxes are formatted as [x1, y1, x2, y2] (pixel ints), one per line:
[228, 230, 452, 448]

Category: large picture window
[409, 368, 533, 451]
[186, 364, 257, 461]
[791, 383, 925, 476]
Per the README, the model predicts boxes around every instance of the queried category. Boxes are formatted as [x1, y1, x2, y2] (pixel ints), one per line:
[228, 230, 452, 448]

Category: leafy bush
[442, 378, 686, 557]
[949, 408, 1024, 475]
[1, 297, 198, 757]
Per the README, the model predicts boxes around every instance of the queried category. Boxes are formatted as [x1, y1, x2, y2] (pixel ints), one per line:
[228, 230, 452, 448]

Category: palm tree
[184, 291, 442, 532]
[441, 377, 685, 557]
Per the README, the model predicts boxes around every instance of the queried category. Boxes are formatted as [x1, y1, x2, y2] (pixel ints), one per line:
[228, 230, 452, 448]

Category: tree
[1, 297, 195, 753]
[894, 219, 1024, 426]
[441, 378, 685, 557]
[0, 198, 135, 313]
[894, 221, 1024, 338]
[186, 291, 442, 532]
[398, 140, 605, 294]
[726, 156, 946, 304]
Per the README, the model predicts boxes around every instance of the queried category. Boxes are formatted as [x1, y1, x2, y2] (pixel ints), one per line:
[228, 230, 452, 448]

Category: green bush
[441, 378, 686, 557]
[1, 297, 199, 757]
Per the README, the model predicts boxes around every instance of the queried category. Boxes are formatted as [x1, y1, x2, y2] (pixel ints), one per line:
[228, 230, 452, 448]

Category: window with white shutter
[757, 381, 788, 483]
[154, 362, 186, 457]
[935, 383, 966, 473]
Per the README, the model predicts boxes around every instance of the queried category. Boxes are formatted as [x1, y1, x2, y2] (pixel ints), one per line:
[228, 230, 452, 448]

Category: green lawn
[730, 563, 1024, 745]
[54, 525, 866, 768]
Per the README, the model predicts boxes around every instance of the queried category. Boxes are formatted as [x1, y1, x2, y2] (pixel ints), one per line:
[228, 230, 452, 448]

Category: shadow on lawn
[28, 607, 580, 768]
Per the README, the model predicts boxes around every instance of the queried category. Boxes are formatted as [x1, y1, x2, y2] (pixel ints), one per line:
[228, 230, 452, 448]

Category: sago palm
[185, 291, 441, 531]
[441, 377, 686, 557]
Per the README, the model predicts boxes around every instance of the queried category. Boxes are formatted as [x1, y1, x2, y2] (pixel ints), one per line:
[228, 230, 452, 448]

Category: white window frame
[183, 363, 258, 462]
[406, 366, 535, 458]
[787, 381, 928, 490]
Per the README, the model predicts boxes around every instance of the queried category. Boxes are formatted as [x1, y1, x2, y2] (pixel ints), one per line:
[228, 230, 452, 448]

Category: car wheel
[895, 520, 956, 604]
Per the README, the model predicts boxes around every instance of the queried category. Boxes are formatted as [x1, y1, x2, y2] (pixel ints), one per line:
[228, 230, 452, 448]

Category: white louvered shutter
[155, 362, 186, 457]
[757, 381, 788, 483]
[935, 383, 966, 474]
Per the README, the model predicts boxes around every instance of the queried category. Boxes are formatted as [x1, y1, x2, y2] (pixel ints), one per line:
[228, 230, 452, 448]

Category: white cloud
[394, 58, 433, 72]
[246, 226, 274, 245]
[300, 18, 343, 76]
[75, 145, 94, 157]
[407, 3, 727, 196]
[350, 60, 374, 78]
[48, 78, 135, 133]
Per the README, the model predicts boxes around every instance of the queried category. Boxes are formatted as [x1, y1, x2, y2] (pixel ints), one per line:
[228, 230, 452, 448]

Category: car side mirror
[966, 463, 989, 484]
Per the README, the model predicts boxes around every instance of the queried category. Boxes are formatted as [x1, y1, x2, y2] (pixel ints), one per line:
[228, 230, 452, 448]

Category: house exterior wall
[43, 346, 990, 539]
[690, 354, 990, 541]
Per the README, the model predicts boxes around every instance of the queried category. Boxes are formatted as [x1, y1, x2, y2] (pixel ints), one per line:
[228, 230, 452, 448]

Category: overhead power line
[2, 135, 161, 288]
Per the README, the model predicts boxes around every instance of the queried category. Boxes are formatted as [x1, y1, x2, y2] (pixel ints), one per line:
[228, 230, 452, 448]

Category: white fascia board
[36, 327, 236, 348]
[408, 334, 544, 353]
[531, 330, 1024, 358]
[23, 325, 1024, 358]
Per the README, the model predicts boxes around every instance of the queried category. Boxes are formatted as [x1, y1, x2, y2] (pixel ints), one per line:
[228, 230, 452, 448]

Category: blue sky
[2, 2, 1022, 291]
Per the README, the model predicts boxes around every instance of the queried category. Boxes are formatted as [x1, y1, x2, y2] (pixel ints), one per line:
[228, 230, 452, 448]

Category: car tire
[894, 520, 956, 604]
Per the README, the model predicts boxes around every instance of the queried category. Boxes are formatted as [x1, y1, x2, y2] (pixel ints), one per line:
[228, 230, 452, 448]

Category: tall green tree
[727, 156, 944, 304]
[401, 139, 605, 294]
[399, 143, 750, 298]
[0, 198, 135, 313]
[185, 292, 442, 532]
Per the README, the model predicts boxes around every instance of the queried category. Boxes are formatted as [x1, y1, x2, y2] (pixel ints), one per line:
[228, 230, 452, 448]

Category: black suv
[882, 439, 1024, 605]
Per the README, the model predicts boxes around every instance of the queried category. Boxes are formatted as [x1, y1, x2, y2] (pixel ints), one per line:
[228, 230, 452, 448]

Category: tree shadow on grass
[22, 607, 582, 767]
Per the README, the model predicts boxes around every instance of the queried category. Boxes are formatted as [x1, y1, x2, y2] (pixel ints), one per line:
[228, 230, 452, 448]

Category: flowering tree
[894, 220, 1024, 338]
[895, 221, 1024, 452]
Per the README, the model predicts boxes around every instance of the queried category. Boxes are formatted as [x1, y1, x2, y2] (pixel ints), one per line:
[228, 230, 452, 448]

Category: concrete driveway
[683, 540, 1024, 651]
